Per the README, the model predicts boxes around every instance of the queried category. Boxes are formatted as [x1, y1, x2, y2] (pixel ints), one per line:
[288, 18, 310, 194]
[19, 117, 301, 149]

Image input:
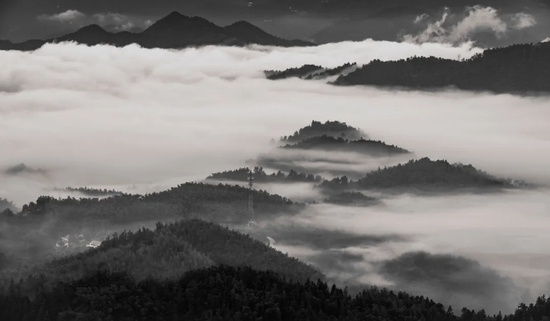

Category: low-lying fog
[1, 39, 550, 314]
[266, 188, 550, 314]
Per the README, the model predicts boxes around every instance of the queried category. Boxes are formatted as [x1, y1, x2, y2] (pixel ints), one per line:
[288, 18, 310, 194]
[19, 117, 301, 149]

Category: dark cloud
[307, 250, 365, 272]
[379, 251, 524, 313]
[4, 164, 48, 177]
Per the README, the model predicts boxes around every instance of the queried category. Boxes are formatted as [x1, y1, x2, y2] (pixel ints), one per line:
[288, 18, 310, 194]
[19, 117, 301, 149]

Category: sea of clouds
[2, 38, 550, 314]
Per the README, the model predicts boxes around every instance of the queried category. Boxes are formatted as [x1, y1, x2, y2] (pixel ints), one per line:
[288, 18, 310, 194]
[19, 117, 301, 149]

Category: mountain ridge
[0, 11, 314, 51]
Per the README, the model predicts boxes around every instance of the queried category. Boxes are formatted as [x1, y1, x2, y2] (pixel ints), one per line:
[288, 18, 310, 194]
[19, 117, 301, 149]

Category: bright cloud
[37, 10, 85, 23]
[403, 6, 537, 44]
[511, 13, 537, 30]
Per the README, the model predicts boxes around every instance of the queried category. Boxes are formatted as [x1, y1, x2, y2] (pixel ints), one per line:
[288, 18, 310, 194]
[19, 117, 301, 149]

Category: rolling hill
[0, 219, 323, 298]
[281, 135, 411, 157]
[280, 120, 368, 143]
[317, 157, 530, 194]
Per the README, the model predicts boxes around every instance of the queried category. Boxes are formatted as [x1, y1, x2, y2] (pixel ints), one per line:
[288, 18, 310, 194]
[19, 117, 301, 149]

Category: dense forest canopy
[333, 42, 550, 94]
[316, 158, 529, 194]
[281, 135, 411, 157]
[357, 158, 524, 189]
[207, 167, 323, 184]
[280, 120, 369, 143]
[323, 191, 381, 207]
[0, 219, 322, 298]
[265, 63, 358, 81]
[0, 183, 303, 270]
[53, 187, 125, 197]
[2, 264, 550, 321]
[263, 42, 550, 95]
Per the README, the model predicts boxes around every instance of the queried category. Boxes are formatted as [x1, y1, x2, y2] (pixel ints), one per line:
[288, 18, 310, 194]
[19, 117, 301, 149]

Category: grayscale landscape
[1, 2, 550, 320]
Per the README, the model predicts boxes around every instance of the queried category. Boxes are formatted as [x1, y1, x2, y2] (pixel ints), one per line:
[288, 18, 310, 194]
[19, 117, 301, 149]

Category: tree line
[2, 264, 550, 321]
[334, 42, 550, 94]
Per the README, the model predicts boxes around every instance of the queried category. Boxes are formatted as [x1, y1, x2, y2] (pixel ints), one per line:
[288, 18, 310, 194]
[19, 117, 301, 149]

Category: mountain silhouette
[0, 11, 314, 51]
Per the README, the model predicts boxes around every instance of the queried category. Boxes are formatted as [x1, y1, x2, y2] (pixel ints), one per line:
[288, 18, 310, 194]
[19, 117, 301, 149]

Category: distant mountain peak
[152, 11, 191, 25]
[76, 24, 106, 33]
[1, 12, 314, 51]
[228, 20, 257, 28]
[166, 11, 187, 19]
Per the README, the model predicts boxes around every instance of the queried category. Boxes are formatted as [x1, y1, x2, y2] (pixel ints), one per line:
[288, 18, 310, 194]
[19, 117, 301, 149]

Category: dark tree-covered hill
[0, 12, 313, 51]
[1, 264, 549, 321]
[282, 135, 411, 157]
[280, 120, 368, 143]
[207, 166, 323, 184]
[14, 182, 299, 226]
[53, 187, 124, 197]
[333, 42, 550, 94]
[0, 183, 303, 270]
[265, 62, 358, 80]
[0, 219, 322, 298]
[324, 191, 381, 207]
[356, 158, 522, 190]
[316, 158, 530, 194]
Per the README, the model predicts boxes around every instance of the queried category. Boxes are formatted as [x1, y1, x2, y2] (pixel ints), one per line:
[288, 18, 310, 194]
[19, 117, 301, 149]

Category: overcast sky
[1, 0, 549, 44]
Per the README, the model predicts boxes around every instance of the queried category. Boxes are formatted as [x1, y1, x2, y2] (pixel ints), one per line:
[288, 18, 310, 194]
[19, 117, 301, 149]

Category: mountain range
[5, 0, 549, 46]
[0, 11, 314, 51]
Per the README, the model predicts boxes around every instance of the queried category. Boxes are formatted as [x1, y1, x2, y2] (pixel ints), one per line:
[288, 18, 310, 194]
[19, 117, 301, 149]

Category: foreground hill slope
[0, 219, 322, 297]
[2, 264, 550, 321]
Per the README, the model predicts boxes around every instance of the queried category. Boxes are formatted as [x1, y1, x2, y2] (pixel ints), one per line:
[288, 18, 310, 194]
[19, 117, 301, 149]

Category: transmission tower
[247, 168, 258, 227]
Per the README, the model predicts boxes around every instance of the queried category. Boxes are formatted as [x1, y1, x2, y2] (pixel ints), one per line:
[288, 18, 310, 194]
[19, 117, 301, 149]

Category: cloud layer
[2, 39, 550, 206]
[1, 38, 550, 314]
[403, 6, 537, 44]
[269, 189, 550, 314]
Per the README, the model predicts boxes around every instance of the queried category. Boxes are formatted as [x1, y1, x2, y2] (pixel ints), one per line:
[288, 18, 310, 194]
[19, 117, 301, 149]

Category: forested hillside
[280, 120, 368, 143]
[317, 158, 527, 194]
[13, 182, 298, 228]
[0, 220, 322, 298]
[2, 264, 549, 321]
[356, 158, 521, 190]
[282, 135, 411, 156]
[265, 63, 357, 80]
[333, 42, 550, 94]
[53, 187, 124, 197]
[0, 183, 302, 270]
[207, 167, 323, 183]
[324, 191, 381, 207]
